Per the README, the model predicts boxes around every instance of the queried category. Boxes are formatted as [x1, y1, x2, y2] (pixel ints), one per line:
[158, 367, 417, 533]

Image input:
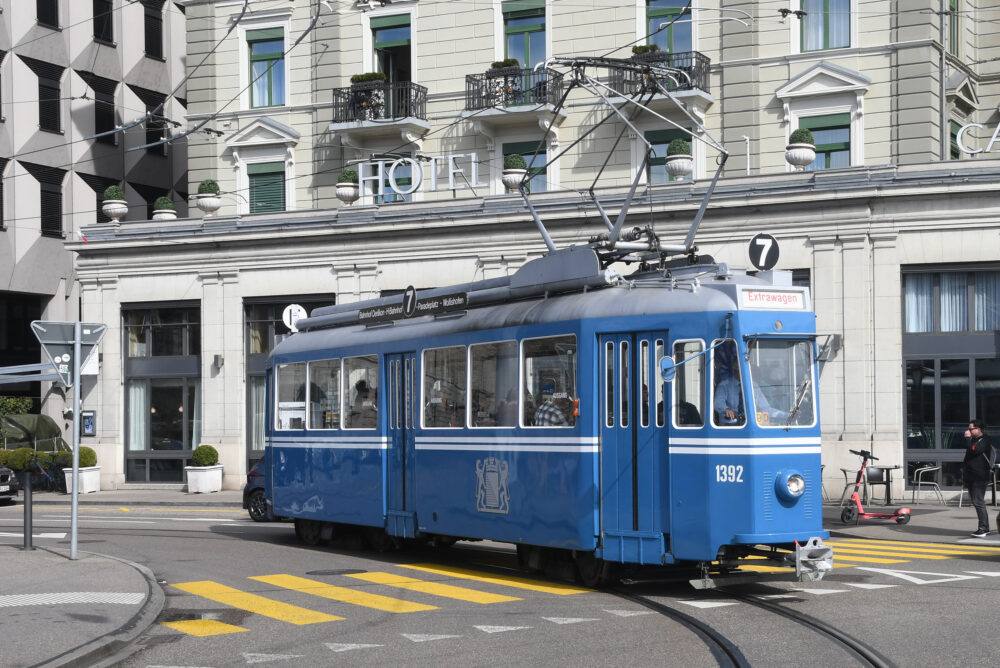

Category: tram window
[712, 339, 745, 427]
[471, 340, 518, 428]
[604, 341, 614, 428]
[655, 339, 665, 427]
[748, 339, 815, 427]
[673, 340, 705, 428]
[343, 355, 378, 429]
[307, 359, 340, 430]
[275, 362, 306, 430]
[423, 346, 467, 428]
[640, 340, 650, 427]
[620, 341, 630, 428]
[524, 335, 577, 427]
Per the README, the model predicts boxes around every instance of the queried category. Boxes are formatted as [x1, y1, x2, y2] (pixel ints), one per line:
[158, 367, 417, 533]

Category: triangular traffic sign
[31, 321, 106, 387]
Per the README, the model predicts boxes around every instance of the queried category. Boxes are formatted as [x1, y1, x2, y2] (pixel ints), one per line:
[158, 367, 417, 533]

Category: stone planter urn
[102, 200, 128, 223]
[185, 464, 223, 493]
[152, 209, 177, 221]
[336, 182, 360, 204]
[664, 154, 694, 179]
[501, 168, 527, 190]
[195, 194, 222, 215]
[785, 143, 817, 171]
[63, 465, 101, 494]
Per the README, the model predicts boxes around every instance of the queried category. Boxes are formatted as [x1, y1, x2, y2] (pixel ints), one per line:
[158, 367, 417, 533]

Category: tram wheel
[895, 513, 911, 525]
[840, 506, 858, 524]
[363, 527, 396, 552]
[575, 551, 611, 588]
[295, 519, 323, 546]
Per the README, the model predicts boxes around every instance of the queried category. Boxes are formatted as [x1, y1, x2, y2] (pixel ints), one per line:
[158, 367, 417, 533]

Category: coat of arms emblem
[475, 457, 509, 514]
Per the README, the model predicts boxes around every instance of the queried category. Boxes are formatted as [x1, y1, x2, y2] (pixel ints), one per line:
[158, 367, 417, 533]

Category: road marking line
[171, 581, 341, 625]
[0, 532, 67, 539]
[828, 555, 909, 564]
[161, 619, 249, 637]
[0, 592, 143, 607]
[345, 572, 520, 604]
[824, 548, 948, 559]
[831, 539, 1000, 554]
[399, 564, 591, 595]
[250, 574, 437, 613]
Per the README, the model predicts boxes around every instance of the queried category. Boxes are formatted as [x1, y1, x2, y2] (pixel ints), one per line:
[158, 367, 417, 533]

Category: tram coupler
[785, 537, 833, 582]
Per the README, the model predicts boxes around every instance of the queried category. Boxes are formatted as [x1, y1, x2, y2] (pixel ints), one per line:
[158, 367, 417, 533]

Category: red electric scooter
[840, 449, 911, 525]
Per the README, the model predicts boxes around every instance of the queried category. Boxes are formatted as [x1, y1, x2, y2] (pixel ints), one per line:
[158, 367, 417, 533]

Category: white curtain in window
[940, 273, 968, 332]
[127, 380, 148, 451]
[975, 271, 1000, 331]
[801, 0, 824, 51]
[904, 274, 933, 333]
[828, 0, 850, 48]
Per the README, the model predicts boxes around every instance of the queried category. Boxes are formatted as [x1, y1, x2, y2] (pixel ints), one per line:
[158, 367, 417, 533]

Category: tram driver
[714, 354, 788, 427]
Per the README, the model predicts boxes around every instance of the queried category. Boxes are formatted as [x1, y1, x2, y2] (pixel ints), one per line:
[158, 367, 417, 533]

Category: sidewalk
[2, 490, 994, 667]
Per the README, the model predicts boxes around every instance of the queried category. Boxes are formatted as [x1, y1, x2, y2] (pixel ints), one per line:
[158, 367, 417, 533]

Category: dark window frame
[37, 0, 59, 29]
[93, 0, 114, 44]
[142, 0, 164, 60]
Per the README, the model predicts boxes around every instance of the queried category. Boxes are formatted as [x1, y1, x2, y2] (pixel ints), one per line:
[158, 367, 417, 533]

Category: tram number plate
[715, 465, 744, 483]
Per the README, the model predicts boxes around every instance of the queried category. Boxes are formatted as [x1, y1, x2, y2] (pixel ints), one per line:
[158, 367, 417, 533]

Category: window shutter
[142, 0, 164, 59]
[93, 0, 113, 42]
[21, 57, 64, 133]
[37, 0, 59, 27]
[78, 71, 119, 144]
[370, 15, 410, 29]
[246, 28, 284, 41]
[22, 162, 66, 238]
[128, 85, 168, 154]
[248, 163, 285, 214]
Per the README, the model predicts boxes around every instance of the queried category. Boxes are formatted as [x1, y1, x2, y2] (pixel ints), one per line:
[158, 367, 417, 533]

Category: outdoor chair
[911, 465, 944, 505]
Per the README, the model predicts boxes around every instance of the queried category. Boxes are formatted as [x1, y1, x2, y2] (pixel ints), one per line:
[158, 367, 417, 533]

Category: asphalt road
[2, 504, 999, 667]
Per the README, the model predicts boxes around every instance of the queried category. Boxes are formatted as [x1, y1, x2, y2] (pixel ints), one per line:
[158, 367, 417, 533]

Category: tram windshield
[747, 339, 815, 427]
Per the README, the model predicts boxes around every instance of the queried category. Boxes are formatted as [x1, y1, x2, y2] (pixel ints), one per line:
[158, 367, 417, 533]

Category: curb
[34, 549, 165, 668]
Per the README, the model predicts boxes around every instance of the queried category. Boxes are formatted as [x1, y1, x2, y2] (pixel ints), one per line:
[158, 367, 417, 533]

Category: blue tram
[265, 246, 831, 585]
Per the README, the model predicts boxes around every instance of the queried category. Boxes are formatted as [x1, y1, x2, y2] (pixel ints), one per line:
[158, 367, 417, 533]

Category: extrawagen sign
[955, 122, 1000, 155]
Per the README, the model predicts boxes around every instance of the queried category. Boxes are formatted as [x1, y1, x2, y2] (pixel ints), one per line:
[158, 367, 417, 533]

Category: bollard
[22, 471, 33, 551]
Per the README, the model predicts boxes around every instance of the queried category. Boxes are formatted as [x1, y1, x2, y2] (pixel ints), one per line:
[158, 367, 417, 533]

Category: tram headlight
[775, 470, 806, 502]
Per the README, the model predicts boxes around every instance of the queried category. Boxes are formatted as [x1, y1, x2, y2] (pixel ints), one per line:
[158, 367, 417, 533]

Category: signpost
[30, 321, 107, 560]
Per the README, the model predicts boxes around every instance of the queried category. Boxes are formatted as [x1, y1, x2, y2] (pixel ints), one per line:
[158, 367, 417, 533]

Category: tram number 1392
[715, 464, 744, 483]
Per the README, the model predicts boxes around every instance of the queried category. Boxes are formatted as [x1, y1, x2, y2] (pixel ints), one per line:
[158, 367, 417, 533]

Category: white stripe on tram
[670, 437, 823, 446]
[272, 437, 388, 449]
[668, 447, 822, 455]
[416, 442, 599, 453]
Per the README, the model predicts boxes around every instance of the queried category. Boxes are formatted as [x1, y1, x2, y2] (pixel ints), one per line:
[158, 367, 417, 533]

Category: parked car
[0, 467, 17, 504]
[242, 457, 273, 522]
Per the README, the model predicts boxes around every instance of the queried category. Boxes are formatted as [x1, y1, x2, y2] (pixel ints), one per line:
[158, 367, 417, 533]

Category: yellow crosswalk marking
[171, 581, 341, 625]
[250, 574, 437, 613]
[831, 539, 1000, 554]
[399, 563, 591, 595]
[825, 547, 948, 559]
[828, 554, 909, 564]
[161, 619, 249, 637]
[346, 571, 521, 604]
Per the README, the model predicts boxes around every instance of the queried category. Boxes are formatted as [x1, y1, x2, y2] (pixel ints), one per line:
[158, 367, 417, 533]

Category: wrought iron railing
[607, 50, 710, 96]
[465, 67, 565, 111]
[332, 81, 428, 123]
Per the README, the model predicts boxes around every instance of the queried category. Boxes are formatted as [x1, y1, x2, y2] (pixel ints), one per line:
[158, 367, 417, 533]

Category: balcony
[606, 50, 713, 117]
[462, 66, 568, 140]
[329, 81, 430, 150]
[465, 66, 564, 111]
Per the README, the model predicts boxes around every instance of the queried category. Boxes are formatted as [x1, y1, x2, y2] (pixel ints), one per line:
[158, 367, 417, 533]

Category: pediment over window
[947, 72, 979, 116]
[225, 117, 300, 150]
[775, 61, 870, 125]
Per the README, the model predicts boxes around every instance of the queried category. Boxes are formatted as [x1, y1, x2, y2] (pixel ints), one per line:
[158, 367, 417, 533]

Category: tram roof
[271, 266, 807, 358]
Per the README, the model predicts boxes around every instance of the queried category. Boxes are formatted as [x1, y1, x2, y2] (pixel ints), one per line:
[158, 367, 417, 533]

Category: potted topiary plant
[152, 196, 177, 221]
[786, 127, 816, 171]
[502, 153, 528, 190]
[185, 444, 222, 493]
[336, 168, 359, 205]
[664, 137, 694, 179]
[61, 446, 100, 494]
[194, 178, 222, 215]
[102, 184, 128, 223]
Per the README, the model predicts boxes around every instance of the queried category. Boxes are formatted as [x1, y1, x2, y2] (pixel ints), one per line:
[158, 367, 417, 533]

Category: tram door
[385, 352, 418, 537]
[599, 332, 667, 563]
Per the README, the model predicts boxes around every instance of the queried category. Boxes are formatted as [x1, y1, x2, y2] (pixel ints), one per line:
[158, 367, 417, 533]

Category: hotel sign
[955, 122, 1000, 155]
[359, 152, 488, 198]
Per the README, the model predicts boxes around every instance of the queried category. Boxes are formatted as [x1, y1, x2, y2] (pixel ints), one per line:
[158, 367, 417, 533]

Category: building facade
[0, 1, 187, 421]
[71, 0, 1000, 497]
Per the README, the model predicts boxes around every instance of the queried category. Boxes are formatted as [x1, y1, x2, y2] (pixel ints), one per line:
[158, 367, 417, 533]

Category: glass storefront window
[941, 359, 970, 450]
[905, 360, 935, 449]
[125, 306, 200, 357]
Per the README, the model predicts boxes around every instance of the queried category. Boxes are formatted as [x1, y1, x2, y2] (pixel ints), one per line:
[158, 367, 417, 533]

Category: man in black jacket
[963, 418, 995, 537]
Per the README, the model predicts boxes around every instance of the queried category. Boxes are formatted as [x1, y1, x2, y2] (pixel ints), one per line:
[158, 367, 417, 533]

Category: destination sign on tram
[358, 287, 468, 324]
[739, 289, 806, 310]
